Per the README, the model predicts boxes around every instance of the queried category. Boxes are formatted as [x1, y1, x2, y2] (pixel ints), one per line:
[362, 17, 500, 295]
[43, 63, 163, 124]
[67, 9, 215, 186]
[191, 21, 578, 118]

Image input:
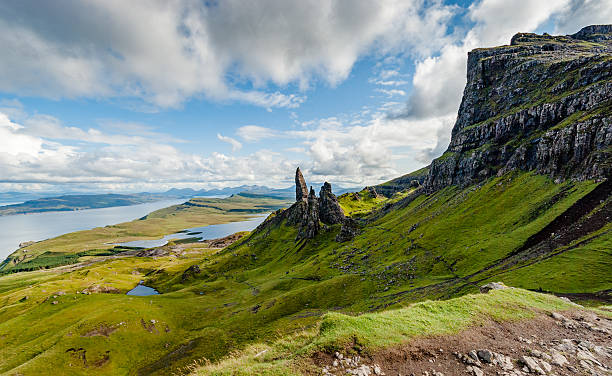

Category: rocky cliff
[425, 25, 612, 192]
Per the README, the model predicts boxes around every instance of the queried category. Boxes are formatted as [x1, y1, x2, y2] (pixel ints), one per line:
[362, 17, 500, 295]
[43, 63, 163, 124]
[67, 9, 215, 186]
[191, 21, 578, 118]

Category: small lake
[126, 283, 159, 296]
[0, 199, 186, 261]
[115, 214, 268, 248]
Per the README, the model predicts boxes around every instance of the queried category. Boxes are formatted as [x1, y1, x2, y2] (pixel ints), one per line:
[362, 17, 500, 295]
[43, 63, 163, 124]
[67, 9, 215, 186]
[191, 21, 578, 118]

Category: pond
[126, 282, 160, 296]
[0, 199, 187, 261]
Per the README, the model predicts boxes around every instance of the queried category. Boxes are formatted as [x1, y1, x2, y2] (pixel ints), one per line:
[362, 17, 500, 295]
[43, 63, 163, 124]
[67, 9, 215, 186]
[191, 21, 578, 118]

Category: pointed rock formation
[295, 167, 308, 202]
[256, 168, 346, 241]
[318, 182, 345, 225]
[298, 187, 320, 239]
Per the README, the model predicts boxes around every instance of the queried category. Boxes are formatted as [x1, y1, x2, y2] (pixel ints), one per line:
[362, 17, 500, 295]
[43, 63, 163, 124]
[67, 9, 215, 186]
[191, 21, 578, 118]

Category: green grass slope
[0, 171, 609, 375]
[193, 288, 577, 375]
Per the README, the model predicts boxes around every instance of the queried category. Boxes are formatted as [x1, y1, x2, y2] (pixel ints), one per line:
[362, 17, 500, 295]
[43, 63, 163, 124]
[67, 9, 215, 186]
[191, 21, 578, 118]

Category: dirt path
[313, 309, 612, 376]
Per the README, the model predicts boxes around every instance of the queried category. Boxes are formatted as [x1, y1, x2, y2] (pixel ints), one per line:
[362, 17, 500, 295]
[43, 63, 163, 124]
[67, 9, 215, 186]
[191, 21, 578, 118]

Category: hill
[0, 25, 609, 376]
[0, 194, 165, 216]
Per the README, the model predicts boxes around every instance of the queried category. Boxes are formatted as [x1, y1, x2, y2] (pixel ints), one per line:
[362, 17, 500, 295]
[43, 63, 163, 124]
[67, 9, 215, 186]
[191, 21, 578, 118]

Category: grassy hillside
[0, 195, 291, 273]
[337, 189, 388, 217]
[0, 171, 609, 375]
[193, 288, 580, 375]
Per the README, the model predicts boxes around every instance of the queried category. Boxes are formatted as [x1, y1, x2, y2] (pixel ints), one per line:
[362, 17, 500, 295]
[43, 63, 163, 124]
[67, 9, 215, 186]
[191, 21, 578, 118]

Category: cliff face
[425, 25, 612, 192]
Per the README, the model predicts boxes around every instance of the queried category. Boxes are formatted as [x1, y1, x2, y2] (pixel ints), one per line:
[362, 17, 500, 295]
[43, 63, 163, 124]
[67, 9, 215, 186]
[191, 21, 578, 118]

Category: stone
[296, 187, 320, 239]
[476, 349, 492, 363]
[319, 182, 345, 225]
[366, 186, 381, 199]
[539, 360, 552, 373]
[520, 355, 545, 375]
[576, 349, 601, 366]
[372, 364, 383, 375]
[336, 218, 360, 242]
[348, 365, 371, 376]
[550, 350, 568, 367]
[466, 365, 484, 376]
[492, 352, 514, 370]
[550, 312, 567, 321]
[295, 167, 308, 202]
[479, 282, 508, 293]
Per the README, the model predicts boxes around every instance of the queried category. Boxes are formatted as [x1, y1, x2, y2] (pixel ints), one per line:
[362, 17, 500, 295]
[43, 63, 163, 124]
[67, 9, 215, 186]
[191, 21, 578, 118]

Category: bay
[0, 199, 186, 261]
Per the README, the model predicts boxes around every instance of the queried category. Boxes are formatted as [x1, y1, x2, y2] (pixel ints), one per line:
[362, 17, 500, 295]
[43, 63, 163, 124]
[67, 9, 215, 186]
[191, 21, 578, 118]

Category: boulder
[479, 282, 508, 293]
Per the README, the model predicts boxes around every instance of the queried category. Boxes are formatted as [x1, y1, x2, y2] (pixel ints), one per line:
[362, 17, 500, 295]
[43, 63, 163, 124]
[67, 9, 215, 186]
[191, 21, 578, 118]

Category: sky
[0, 0, 610, 194]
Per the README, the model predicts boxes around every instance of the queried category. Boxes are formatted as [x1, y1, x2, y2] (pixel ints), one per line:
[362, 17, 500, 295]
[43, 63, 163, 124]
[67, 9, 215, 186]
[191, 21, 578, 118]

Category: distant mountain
[0, 194, 166, 216]
[0, 184, 360, 216]
[0, 192, 45, 205]
[162, 185, 294, 199]
[160, 183, 359, 200]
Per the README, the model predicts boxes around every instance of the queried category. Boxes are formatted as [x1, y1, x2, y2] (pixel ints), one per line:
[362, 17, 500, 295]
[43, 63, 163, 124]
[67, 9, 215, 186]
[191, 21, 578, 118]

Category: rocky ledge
[424, 25, 612, 192]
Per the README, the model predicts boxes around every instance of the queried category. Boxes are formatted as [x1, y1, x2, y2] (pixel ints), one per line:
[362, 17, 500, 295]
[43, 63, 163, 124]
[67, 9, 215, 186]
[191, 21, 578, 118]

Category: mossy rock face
[424, 27, 612, 192]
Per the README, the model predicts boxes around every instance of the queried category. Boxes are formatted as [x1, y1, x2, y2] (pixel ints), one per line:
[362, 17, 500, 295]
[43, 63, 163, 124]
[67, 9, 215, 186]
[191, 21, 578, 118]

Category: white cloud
[0, 1, 605, 191]
[0, 0, 457, 109]
[293, 113, 455, 184]
[0, 113, 42, 156]
[237, 125, 280, 142]
[0, 110, 302, 189]
[552, 0, 612, 34]
[217, 133, 242, 152]
[375, 88, 407, 97]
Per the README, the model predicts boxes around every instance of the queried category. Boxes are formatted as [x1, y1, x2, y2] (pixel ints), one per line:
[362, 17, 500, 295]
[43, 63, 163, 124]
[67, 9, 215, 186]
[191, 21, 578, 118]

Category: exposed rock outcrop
[319, 182, 345, 225]
[255, 169, 348, 241]
[424, 25, 612, 193]
[298, 187, 320, 239]
[366, 186, 382, 199]
[335, 218, 360, 242]
[295, 167, 308, 202]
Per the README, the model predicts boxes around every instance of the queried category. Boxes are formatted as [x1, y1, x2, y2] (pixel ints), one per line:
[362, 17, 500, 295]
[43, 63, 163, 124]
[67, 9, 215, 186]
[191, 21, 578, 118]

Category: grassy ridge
[337, 189, 388, 217]
[194, 288, 575, 375]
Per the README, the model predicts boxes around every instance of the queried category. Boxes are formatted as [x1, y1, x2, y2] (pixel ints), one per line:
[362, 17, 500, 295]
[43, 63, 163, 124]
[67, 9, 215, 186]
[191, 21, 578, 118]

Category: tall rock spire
[318, 182, 345, 225]
[295, 167, 308, 202]
[299, 186, 320, 239]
